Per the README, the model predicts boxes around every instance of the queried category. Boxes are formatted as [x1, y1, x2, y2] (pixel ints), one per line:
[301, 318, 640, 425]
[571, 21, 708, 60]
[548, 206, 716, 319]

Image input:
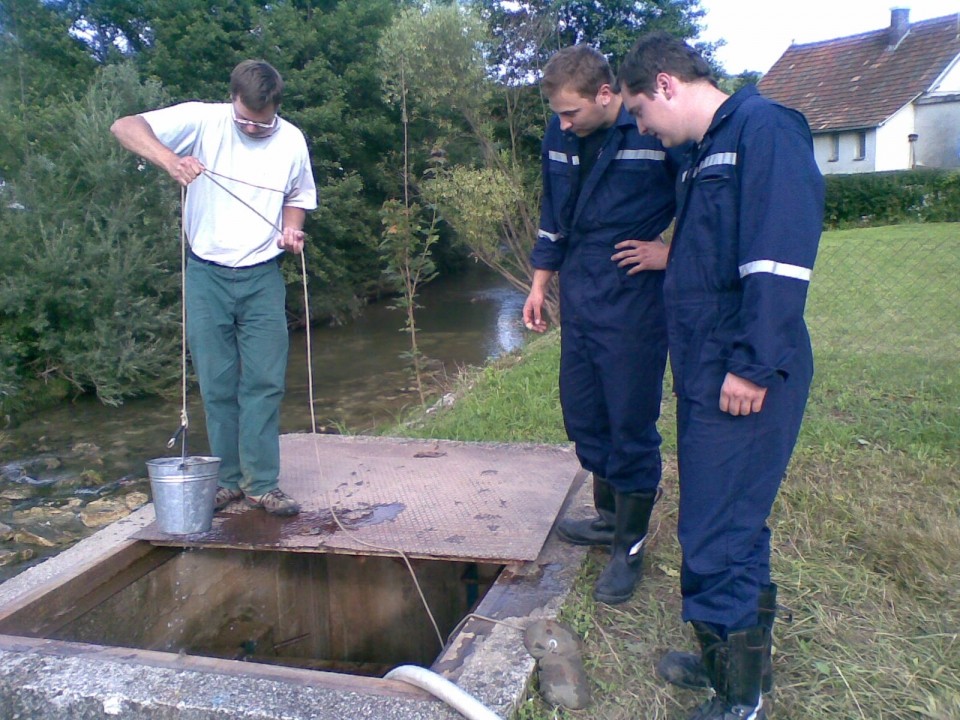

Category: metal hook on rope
[166, 421, 187, 450]
[166, 411, 189, 465]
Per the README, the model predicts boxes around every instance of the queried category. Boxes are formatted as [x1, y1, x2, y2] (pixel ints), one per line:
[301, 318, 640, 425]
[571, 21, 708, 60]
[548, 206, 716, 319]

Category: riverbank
[392, 316, 960, 718]
[0, 268, 526, 582]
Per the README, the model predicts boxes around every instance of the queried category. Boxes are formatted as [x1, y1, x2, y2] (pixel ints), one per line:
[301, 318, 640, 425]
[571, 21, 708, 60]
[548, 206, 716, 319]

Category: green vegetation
[378, 199, 440, 408]
[397, 332, 567, 444]
[0, 64, 181, 408]
[0, 0, 710, 417]
[805, 224, 959, 460]
[396, 223, 960, 719]
[824, 169, 960, 228]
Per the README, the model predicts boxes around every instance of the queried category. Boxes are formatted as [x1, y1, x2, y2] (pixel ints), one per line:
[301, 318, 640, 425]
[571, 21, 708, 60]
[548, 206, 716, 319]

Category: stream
[0, 268, 528, 581]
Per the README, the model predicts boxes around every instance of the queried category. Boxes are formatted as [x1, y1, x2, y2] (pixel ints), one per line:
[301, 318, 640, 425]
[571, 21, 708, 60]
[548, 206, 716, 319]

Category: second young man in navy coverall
[618, 33, 824, 720]
[523, 45, 677, 605]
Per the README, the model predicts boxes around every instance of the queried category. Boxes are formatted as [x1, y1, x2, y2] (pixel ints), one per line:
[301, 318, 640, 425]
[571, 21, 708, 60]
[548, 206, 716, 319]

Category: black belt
[187, 248, 278, 269]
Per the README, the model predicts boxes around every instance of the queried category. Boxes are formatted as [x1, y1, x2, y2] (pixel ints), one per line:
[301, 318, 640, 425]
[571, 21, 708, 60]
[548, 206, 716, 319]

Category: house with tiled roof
[758, 8, 960, 174]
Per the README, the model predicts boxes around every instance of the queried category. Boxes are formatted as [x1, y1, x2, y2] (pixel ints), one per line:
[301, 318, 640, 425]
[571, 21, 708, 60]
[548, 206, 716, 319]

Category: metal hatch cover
[134, 434, 580, 563]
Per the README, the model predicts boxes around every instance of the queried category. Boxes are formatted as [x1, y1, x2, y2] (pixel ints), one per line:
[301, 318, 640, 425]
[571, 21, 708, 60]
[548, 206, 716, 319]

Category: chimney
[889, 8, 910, 47]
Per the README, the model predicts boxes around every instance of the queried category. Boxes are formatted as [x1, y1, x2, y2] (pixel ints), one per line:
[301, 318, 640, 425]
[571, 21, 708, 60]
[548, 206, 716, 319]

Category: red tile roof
[757, 14, 960, 132]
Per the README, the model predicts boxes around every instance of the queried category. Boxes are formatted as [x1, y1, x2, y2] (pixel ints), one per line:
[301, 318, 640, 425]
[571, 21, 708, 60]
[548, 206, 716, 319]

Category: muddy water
[0, 269, 527, 580]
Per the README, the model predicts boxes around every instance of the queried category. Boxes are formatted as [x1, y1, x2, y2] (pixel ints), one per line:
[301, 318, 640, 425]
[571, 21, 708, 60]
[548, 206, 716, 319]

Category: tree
[719, 69, 762, 95]
[0, 0, 97, 176]
[61, 0, 154, 62]
[0, 64, 182, 410]
[59, 0, 408, 324]
[378, 199, 439, 408]
[380, 3, 559, 321]
[136, 0, 262, 101]
[474, 0, 714, 83]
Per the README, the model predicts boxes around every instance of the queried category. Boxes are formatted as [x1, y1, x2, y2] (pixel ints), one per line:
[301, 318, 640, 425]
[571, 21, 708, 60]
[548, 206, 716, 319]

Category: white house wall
[875, 105, 915, 172]
[814, 130, 876, 174]
[915, 101, 960, 168]
[814, 100, 960, 172]
[930, 56, 960, 93]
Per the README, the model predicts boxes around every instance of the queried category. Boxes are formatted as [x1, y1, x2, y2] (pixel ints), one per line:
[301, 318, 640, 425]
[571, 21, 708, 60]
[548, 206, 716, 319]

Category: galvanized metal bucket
[146, 456, 221, 535]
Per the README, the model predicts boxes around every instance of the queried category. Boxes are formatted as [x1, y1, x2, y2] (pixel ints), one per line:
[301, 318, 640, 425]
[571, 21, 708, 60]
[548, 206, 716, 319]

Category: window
[855, 132, 867, 160]
[828, 134, 839, 162]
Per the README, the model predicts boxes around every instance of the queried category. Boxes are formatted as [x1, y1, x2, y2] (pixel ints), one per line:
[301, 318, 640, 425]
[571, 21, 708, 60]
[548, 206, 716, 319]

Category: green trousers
[185, 257, 287, 497]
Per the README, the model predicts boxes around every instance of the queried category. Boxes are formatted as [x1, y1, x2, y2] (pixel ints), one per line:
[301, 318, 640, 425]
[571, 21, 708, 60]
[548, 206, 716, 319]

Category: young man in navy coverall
[523, 45, 677, 605]
[617, 33, 824, 720]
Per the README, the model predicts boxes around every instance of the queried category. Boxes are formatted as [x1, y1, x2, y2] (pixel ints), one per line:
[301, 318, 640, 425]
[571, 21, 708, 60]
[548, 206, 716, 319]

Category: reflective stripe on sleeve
[682, 151, 738, 182]
[614, 149, 666, 161]
[739, 260, 812, 281]
[548, 151, 579, 165]
[538, 229, 562, 242]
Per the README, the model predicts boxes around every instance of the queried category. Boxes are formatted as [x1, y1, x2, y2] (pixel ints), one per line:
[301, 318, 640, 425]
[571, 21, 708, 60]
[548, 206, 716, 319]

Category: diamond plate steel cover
[135, 434, 580, 563]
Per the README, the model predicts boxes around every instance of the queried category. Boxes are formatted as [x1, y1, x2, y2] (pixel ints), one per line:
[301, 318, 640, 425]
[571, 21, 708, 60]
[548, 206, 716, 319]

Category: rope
[446, 613, 525, 645]
[167, 170, 288, 454]
[322, 485, 444, 649]
[301, 251, 317, 435]
[203, 167, 287, 194]
[179, 187, 188, 460]
[166, 185, 189, 461]
[294, 248, 442, 648]
[201, 170, 284, 236]
[179, 167, 446, 650]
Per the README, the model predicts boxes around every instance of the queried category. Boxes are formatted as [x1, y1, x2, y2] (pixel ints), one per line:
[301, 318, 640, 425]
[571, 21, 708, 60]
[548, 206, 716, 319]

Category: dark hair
[542, 45, 615, 99]
[230, 60, 284, 111]
[617, 31, 716, 96]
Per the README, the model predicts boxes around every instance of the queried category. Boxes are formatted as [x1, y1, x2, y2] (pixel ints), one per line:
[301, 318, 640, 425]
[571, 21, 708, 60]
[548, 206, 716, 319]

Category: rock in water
[80, 498, 131, 528]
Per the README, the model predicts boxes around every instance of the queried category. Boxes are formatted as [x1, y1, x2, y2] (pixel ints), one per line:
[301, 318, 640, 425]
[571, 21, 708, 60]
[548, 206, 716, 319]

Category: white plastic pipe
[384, 665, 503, 720]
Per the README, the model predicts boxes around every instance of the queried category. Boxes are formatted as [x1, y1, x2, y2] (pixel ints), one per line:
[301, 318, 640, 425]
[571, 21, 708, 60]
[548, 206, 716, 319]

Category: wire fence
[803, 222, 959, 449]
[807, 223, 959, 366]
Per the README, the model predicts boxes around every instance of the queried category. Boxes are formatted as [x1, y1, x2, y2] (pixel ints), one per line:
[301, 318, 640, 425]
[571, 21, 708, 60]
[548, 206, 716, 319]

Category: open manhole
[0, 436, 586, 720]
[6, 546, 503, 676]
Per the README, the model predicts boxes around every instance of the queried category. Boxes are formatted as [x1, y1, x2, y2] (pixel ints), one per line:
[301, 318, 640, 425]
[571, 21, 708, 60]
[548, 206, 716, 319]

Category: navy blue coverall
[667, 86, 824, 632]
[531, 107, 676, 495]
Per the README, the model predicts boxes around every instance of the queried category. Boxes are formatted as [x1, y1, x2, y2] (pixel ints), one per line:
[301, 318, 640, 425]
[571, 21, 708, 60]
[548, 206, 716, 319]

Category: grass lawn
[393, 223, 960, 719]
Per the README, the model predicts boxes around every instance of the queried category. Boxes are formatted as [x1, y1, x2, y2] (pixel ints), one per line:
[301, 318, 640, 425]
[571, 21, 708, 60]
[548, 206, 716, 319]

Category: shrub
[0, 63, 182, 412]
[824, 169, 960, 228]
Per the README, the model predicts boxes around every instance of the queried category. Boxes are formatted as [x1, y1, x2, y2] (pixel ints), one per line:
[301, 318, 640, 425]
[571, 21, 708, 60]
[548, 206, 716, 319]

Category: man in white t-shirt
[111, 60, 317, 516]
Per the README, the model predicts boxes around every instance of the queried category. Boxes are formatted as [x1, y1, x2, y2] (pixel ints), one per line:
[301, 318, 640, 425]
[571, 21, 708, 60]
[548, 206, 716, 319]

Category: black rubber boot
[592, 489, 657, 605]
[685, 626, 766, 720]
[556, 475, 615, 546]
[692, 621, 725, 685]
[658, 584, 778, 694]
[757, 583, 777, 694]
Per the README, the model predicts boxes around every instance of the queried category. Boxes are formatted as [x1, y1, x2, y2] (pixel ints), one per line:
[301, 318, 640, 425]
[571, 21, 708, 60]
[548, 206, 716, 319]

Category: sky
[697, 1, 960, 74]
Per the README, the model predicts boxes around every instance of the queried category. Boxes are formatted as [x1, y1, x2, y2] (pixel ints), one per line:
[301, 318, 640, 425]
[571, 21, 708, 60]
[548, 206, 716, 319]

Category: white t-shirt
[141, 102, 317, 267]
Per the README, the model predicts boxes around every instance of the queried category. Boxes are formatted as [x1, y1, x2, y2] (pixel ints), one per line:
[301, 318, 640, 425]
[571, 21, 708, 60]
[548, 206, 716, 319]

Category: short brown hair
[617, 31, 716, 96]
[542, 45, 614, 100]
[230, 60, 284, 111]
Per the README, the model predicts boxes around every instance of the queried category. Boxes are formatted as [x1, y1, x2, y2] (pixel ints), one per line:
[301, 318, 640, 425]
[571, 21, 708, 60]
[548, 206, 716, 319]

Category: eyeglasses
[232, 108, 279, 136]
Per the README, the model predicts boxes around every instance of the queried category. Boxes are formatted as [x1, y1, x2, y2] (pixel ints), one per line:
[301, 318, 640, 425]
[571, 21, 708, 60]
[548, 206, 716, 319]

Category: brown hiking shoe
[245, 488, 301, 516]
[214, 486, 244, 510]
